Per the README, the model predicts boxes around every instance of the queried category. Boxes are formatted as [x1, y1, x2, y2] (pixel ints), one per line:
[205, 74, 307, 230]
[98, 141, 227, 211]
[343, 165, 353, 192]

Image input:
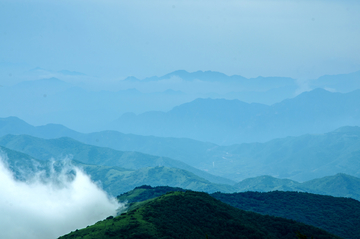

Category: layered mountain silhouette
[110, 88, 360, 145]
[0, 134, 233, 186]
[2, 133, 360, 201]
[1, 117, 360, 182]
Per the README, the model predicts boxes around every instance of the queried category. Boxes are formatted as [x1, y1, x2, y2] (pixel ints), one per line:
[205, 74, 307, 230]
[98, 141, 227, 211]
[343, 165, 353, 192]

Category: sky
[1, 0, 360, 81]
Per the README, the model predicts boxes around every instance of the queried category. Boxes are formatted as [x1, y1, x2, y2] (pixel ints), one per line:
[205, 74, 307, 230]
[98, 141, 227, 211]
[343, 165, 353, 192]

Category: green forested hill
[116, 185, 360, 239]
[212, 191, 360, 239]
[59, 191, 340, 239]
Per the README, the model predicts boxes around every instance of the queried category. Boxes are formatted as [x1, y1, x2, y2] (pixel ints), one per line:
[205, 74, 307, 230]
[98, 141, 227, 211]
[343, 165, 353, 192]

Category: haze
[1, 0, 360, 88]
[1, 1, 360, 238]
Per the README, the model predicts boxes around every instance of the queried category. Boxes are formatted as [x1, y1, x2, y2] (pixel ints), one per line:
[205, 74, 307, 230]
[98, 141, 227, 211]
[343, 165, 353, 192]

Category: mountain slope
[219, 126, 360, 181]
[95, 166, 235, 195]
[59, 191, 340, 239]
[212, 191, 360, 239]
[301, 173, 360, 200]
[118, 185, 360, 239]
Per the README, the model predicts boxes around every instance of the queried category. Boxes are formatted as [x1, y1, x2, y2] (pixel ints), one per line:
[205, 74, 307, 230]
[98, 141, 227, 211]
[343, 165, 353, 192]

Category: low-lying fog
[0, 154, 122, 239]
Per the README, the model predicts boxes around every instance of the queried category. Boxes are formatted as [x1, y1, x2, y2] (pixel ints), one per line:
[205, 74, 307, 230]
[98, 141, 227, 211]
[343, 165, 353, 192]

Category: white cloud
[0, 154, 123, 239]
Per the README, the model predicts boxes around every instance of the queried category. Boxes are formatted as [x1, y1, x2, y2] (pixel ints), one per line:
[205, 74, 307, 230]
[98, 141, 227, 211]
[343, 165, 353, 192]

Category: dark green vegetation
[118, 185, 360, 239]
[117, 185, 188, 204]
[212, 191, 360, 239]
[59, 191, 340, 239]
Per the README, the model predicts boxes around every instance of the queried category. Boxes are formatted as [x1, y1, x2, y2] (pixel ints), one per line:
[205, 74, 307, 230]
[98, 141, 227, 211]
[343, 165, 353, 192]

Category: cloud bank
[0, 154, 122, 239]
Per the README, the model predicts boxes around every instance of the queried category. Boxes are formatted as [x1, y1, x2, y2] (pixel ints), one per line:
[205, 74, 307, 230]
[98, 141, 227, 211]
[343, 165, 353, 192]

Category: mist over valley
[1, 0, 360, 238]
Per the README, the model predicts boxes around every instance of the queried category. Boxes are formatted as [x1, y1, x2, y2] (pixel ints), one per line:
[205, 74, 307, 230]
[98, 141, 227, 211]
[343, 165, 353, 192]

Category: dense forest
[59, 191, 341, 239]
[117, 185, 360, 239]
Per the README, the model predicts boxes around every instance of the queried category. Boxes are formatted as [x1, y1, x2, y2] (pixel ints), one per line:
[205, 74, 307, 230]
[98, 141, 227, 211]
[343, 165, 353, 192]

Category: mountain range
[2, 133, 360, 201]
[111, 88, 360, 145]
[2, 117, 360, 182]
[1, 69, 359, 133]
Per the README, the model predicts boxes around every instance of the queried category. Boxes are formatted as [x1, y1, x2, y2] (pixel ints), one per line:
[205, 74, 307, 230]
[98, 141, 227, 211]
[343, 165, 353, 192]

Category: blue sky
[1, 0, 359, 80]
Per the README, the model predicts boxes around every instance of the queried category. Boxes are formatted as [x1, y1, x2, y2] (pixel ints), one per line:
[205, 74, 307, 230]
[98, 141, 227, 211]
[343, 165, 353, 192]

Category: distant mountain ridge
[310, 70, 360, 92]
[234, 174, 360, 201]
[111, 88, 360, 145]
[2, 69, 359, 132]
[0, 116, 80, 139]
[125, 69, 360, 94]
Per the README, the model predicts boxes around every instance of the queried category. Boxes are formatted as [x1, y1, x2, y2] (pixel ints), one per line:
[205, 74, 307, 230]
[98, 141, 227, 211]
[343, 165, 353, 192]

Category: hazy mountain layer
[69, 125, 360, 182]
[0, 134, 234, 185]
[59, 190, 340, 239]
[79, 164, 235, 196]
[3, 138, 360, 200]
[1, 70, 359, 133]
[1, 144, 235, 196]
[234, 174, 360, 201]
[78, 125, 360, 182]
[110, 88, 360, 145]
[1, 117, 360, 182]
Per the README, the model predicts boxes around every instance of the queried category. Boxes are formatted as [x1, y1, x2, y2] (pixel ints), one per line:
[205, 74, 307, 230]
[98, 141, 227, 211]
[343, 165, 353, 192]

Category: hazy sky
[1, 0, 360, 80]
